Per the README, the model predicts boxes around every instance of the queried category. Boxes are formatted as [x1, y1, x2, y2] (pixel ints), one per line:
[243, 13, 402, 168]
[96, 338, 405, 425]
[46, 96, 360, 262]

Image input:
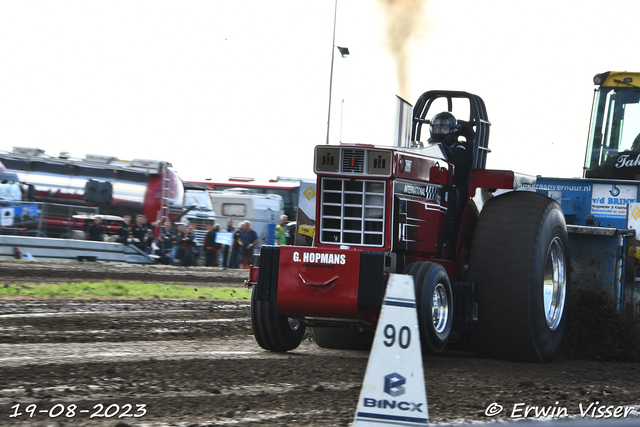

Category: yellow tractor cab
[584, 71, 640, 180]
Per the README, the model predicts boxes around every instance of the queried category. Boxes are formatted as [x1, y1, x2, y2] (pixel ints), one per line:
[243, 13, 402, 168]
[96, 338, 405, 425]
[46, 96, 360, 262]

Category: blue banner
[1, 204, 39, 227]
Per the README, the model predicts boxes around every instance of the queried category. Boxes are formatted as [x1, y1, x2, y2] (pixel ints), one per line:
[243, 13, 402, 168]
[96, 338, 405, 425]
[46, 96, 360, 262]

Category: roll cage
[411, 90, 491, 170]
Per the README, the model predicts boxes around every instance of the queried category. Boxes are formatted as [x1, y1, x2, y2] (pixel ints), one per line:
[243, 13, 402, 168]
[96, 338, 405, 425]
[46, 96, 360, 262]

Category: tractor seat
[457, 119, 475, 145]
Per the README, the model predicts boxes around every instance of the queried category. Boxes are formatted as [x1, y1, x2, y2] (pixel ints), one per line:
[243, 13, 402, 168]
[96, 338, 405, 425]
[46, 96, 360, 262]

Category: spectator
[86, 217, 104, 241]
[275, 214, 289, 246]
[222, 218, 234, 267]
[230, 221, 244, 269]
[179, 225, 197, 267]
[203, 224, 220, 267]
[240, 220, 259, 268]
[170, 224, 184, 265]
[154, 220, 174, 265]
[116, 215, 131, 244]
[82, 218, 92, 235]
[287, 222, 297, 245]
[143, 216, 156, 254]
[131, 214, 149, 253]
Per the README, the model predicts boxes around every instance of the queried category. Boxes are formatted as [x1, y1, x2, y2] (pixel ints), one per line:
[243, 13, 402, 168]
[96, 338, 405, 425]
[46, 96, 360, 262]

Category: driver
[429, 112, 459, 143]
[428, 112, 472, 189]
[429, 112, 473, 259]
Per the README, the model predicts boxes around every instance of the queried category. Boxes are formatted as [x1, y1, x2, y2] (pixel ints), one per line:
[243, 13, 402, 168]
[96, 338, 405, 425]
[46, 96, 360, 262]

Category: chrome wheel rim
[432, 283, 449, 334]
[288, 318, 301, 331]
[543, 237, 566, 330]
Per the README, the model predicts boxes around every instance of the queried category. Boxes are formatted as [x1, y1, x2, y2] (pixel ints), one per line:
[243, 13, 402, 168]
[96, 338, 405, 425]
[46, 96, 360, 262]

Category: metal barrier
[1, 201, 101, 239]
[0, 235, 152, 264]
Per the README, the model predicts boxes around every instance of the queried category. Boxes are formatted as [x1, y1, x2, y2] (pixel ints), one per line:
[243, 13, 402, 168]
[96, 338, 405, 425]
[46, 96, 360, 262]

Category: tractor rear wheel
[468, 191, 569, 363]
[251, 286, 305, 352]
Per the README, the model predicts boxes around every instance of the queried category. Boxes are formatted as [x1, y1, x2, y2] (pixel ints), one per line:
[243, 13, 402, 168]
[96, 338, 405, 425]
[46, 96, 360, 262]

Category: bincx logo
[362, 372, 424, 413]
[384, 372, 405, 397]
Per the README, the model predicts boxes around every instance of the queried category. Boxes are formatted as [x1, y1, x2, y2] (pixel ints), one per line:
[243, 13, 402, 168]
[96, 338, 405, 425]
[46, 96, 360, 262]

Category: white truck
[182, 182, 217, 246]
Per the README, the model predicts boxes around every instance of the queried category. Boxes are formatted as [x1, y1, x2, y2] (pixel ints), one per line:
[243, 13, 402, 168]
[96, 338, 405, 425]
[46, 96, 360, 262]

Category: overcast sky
[1, 0, 639, 183]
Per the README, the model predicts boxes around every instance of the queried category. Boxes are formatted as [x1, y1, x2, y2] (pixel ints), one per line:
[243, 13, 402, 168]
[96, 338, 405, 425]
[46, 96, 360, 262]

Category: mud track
[1, 261, 640, 426]
[0, 260, 249, 287]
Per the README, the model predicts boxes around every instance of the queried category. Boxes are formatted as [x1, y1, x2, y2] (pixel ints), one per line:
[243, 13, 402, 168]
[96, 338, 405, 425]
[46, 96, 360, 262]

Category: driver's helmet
[429, 112, 459, 142]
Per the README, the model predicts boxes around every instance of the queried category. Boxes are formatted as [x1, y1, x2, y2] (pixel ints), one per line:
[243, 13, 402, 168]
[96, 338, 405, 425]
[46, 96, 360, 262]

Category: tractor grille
[341, 149, 366, 173]
[319, 177, 385, 246]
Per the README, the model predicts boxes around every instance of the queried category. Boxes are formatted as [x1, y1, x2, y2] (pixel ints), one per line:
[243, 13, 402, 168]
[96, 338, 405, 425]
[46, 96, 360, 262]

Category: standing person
[155, 220, 174, 265]
[274, 214, 289, 246]
[143, 215, 156, 254]
[86, 217, 104, 241]
[230, 221, 244, 269]
[116, 215, 131, 244]
[203, 224, 220, 267]
[240, 220, 259, 268]
[131, 214, 149, 253]
[222, 218, 234, 267]
[179, 225, 197, 267]
[170, 224, 184, 265]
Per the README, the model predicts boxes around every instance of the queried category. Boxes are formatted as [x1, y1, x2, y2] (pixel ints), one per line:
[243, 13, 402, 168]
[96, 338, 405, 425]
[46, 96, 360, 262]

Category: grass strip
[0, 281, 251, 300]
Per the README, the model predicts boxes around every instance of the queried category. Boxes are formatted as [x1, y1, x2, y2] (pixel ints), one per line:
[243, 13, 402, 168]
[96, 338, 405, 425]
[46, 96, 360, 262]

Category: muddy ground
[0, 260, 249, 287]
[1, 261, 640, 426]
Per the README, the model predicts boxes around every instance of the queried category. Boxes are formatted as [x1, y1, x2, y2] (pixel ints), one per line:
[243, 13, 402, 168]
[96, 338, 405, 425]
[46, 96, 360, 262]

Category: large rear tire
[251, 286, 306, 352]
[468, 191, 570, 363]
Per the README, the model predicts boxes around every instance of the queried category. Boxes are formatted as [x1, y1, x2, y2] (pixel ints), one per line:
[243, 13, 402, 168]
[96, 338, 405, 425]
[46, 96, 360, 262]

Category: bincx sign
[361, 372, 425, 415]
[353, 274, 429, 426]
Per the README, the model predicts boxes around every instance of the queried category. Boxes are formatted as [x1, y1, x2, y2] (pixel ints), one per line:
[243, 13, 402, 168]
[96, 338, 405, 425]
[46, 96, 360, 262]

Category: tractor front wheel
[251, 286, 305, 352]
[404, 261, 453, 353]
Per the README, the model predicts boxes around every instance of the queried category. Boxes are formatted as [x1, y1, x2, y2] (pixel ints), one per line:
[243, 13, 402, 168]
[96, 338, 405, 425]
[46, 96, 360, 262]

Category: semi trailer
[0, 146, 215, 239]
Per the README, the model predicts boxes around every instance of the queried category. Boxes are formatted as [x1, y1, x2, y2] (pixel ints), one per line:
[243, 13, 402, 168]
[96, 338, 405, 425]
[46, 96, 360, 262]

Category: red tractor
[248, 90, 570, 363]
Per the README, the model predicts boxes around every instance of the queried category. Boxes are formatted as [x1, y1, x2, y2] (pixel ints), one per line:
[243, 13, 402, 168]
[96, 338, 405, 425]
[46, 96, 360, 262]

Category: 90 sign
[383, 324, 411, 349]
